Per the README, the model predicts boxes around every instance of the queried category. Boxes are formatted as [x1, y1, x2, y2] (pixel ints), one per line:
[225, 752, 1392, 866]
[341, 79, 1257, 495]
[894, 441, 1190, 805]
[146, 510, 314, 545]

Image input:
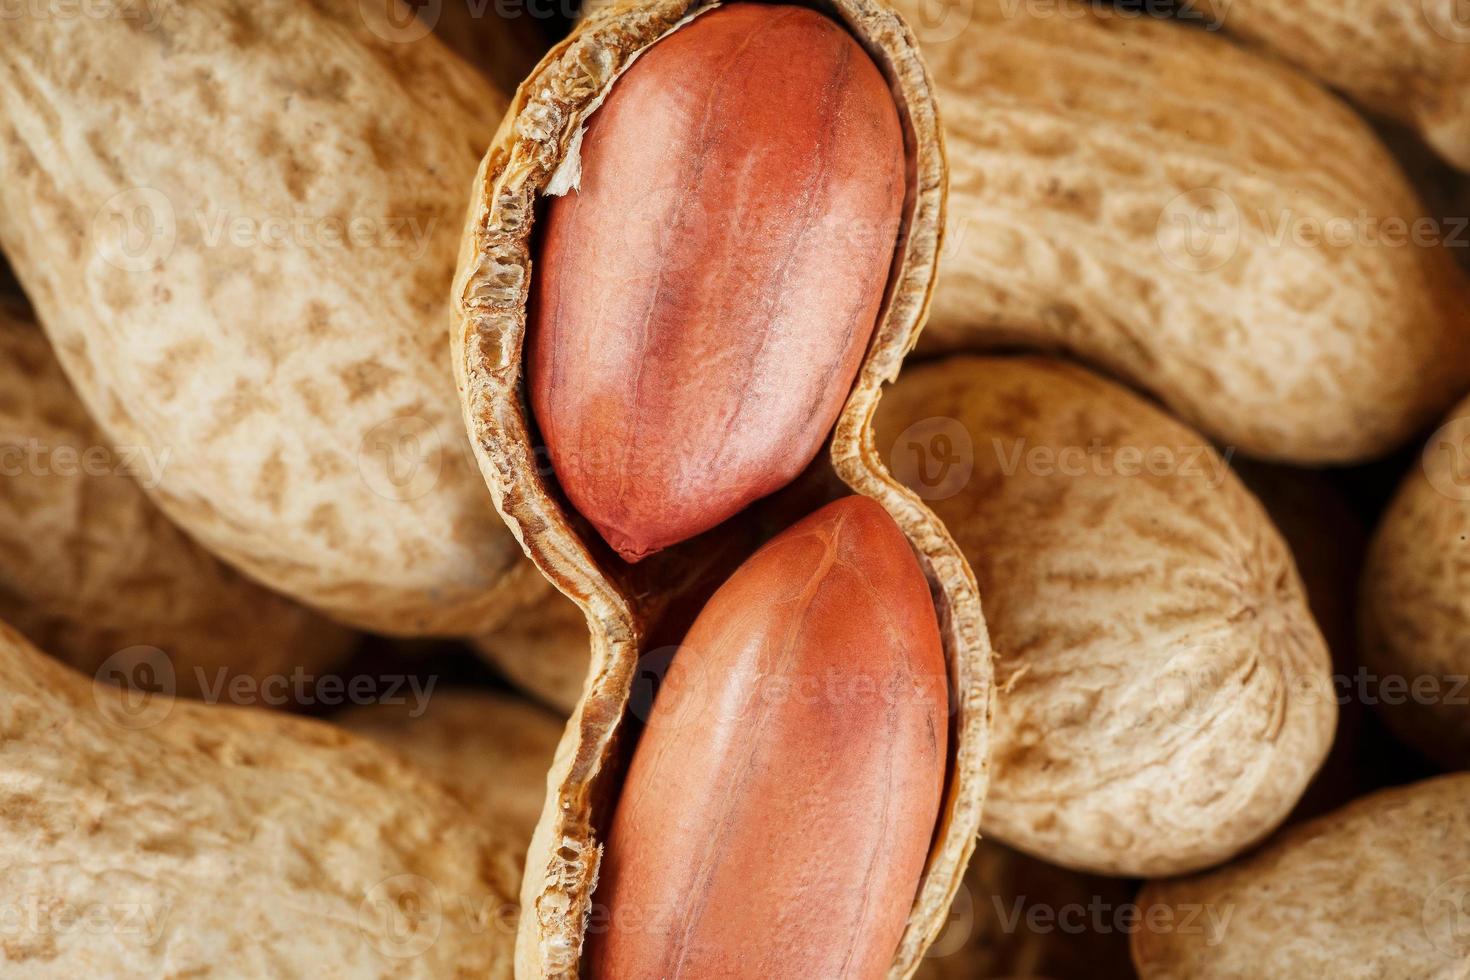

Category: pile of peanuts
[0, 0, 1466, 977]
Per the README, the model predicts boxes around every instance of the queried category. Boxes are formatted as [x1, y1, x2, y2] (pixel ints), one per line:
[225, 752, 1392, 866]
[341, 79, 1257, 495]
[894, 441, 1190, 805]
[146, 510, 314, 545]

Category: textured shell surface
[1133, 773, 1470, 979]
[874, 355, 1336, 876]
[0, 300, 356, 694]
[0, 619, 519, 978]
[0, 0, 545, 634]
[1360, 389, 1470, 768]
[891, 0, 1470, 463]
[451, 0, 994, 976]
[340, 688, 562, 856]
[1195, 0, 1470, 172]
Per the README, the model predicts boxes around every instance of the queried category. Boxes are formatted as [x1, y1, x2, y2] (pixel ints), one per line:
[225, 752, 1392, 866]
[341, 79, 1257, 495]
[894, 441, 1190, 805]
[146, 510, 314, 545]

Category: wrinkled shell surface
[0, 620, 519, 977]
[451, 1, 993, 976]
[874, 356, 1335, 875]
[894, 0, 1470, 462]
[1197, 0, 1470, 172]
[1360, 390, 1470, 768]
[0, 0, 543, 634]
[340, 688, 562, 854]
[1133, 773, 1470, 978]
[0, 301, 355, 693]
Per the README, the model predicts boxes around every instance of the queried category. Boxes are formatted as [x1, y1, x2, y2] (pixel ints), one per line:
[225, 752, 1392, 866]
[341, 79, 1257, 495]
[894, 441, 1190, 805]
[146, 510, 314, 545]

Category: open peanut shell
[451, 1, 993, 975]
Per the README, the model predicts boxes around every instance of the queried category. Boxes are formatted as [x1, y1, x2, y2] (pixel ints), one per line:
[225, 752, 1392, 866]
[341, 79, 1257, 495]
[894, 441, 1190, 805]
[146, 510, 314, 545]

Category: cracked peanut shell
[451, 1, 994, 975]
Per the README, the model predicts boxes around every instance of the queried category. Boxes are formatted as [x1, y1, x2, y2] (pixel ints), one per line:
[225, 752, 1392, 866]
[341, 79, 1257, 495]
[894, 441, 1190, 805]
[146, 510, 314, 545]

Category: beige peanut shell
[0, 619, 520, 977]
[0, 299, 356, 695]
[340, 688, 562, 857]
[1196, 0, 1470, 173]
[890, 0, 1470, 463]
[0, 0, 545, 635]
[873, 356, 1336, 876]
[450, 1, 994, 975]
[476, 593, 587, 714]
[1359, 390, 1470, 768]
[1133, 773, 1470, 978]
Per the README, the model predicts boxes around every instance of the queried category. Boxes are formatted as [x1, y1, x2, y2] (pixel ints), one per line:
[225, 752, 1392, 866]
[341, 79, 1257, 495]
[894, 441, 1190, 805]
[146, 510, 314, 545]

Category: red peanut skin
[587, 496, 948, 979]
[530, 4, 906, 562]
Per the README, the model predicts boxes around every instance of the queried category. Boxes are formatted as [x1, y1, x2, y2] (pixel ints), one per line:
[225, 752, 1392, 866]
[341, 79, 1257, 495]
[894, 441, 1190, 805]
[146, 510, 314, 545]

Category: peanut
[452, 0, 988, 974]
[892, 0, 1470, 462]
[1133, 774, 1470, 977]
[0, 618, 519, 977]
[874, 356, 1335, 875]
[0, 0, 543, 634]
[588, 495, 948, 979]
[0, 298, 356, 695]
[530, 3, 906, 562]
[1359, 390, 1470, 768]
[1194, 0, 1470, 172]
[340, 689, 563, 863]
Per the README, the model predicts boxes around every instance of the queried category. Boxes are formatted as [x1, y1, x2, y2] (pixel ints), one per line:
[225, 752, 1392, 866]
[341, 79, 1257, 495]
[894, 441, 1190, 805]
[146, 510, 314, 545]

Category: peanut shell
[873, 356, 1335, 876]
[340, 688, 562, 855]
[0, 619, 520, 977]
[1359, 390, 1470, 768]
[451, 1, 994, 975]
[476, 593, 588, 714]
[1133, 773, 1470, 978]
[1196, 0, 1470, 172]
[896, 0, 1470, 462]
[0, 0, 544, 634]
[0, 299, 356, 695]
